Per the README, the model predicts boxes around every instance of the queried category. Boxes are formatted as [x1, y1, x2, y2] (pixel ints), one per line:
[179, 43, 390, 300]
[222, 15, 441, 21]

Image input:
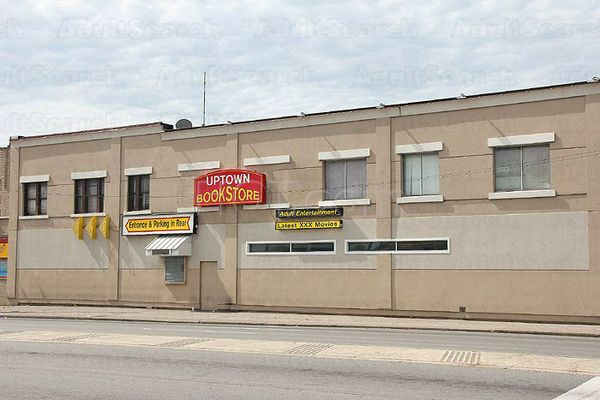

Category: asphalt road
[2, 317, 600, 358]
[0, 318, 597, 399]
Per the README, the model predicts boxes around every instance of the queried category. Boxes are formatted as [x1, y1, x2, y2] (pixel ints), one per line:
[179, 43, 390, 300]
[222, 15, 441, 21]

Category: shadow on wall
[199, 261, 230, 310]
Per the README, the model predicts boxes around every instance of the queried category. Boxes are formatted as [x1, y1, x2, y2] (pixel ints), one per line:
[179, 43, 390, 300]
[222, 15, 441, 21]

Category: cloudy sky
[0, 0, 598, 145]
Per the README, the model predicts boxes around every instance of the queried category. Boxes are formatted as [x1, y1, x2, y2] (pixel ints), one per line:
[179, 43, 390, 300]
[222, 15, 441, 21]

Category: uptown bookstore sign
[194, 169, 266, 206]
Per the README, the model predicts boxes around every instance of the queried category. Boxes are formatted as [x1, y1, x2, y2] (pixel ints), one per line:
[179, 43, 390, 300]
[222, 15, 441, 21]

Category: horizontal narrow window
[347, 241, 395, 253]
[291, 242, 335, 253]
[396, 240, 448, 252]
[247, 241, 336, 255]
[346, 239, 449, 254]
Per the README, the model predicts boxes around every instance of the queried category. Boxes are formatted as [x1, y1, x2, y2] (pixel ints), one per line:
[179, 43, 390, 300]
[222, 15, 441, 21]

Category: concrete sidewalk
[1, 305, 600, 337]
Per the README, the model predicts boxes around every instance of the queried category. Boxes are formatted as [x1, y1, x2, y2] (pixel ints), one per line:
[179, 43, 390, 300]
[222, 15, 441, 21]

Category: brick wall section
[0, 146, 9, 218]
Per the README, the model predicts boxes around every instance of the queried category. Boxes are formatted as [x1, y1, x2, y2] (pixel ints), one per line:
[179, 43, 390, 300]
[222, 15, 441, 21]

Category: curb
[2, 313, 599, 338]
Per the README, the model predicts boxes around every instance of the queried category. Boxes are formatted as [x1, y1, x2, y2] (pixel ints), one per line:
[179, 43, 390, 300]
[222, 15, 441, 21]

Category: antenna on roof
[202, 71, 207, 127]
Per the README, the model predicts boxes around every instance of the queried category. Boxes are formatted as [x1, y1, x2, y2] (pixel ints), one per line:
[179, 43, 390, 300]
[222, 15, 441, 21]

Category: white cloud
[0, 0, 599, 145]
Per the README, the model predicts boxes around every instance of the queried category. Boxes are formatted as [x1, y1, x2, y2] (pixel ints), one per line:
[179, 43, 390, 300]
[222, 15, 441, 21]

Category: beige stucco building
[0, 146, 8, 304]
[3, 81, 600, 322]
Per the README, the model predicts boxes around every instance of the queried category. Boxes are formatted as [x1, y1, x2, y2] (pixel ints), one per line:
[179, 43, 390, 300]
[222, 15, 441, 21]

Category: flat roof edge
[8, 80, 600, 147]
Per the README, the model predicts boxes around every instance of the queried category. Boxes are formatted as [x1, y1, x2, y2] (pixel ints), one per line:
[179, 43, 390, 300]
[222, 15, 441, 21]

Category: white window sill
[396, 195, 444, 204]
[123, 210, 152, 216]
[19, 215, 49, 220]
[70, 212, 106, 218]
[318, 198, 371, 207]
[488, 189, 556, 200]
[177, 206, 220, 213]
[243, 203, 290, 210]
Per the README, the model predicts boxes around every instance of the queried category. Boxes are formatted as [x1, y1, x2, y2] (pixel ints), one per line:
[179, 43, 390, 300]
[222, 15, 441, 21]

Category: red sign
[194, 169, 267, 206]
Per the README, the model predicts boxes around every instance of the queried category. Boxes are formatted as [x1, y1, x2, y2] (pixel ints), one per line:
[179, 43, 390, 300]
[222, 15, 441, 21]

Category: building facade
[4, 81, 600, 322]
[0, 146, 9, 304]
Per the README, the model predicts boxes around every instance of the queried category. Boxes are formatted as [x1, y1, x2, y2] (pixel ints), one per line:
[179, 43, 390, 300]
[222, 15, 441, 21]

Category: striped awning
[145, 235, 191, 256]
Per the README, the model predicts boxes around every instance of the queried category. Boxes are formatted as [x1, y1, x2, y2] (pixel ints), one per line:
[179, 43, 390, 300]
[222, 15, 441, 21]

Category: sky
[0, 0, 599, 145]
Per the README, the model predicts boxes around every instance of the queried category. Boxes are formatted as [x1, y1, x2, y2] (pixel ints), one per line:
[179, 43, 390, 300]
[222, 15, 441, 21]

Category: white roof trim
[318, 148, 370, 161]
[396, 142, 443, 154]
[124, 166, 153, 176]
[20, 174, 50, 184]
[177, 161, 220, 172]
[71, 170, 107, 180]
[488, 132, 555, 147]
[243, 155, 291, 166]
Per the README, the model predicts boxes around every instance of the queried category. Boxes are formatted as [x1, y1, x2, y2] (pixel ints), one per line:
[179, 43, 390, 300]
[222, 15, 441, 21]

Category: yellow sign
[72, 217, 84, 240]
[122, 214, 195, 236]
[86, 216, 97, 240]
[100, 216, 111, 239]
[275, 220, 343, 230]
[0, 242, 7, 258]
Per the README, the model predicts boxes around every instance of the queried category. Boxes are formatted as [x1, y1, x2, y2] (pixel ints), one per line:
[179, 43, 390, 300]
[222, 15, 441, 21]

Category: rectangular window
[346, 239, 449, 254]
[402, 153, 439, 196]
[0, 259, 7, 279]
[494, 145, 550, 192]
[74, 178, 104, 214]
[247, 241, 336, 255]
[165, 256, 185, 284]
[23, 182, 47, 216]
[128, 174, 150, 211]
[324, 159, 366, 200]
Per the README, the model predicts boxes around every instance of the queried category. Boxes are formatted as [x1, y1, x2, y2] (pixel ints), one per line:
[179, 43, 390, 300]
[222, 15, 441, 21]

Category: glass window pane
[26, 199, 37, 215]
[40, 183, 47, 199]
[141, 193, 150, 210]
[87, 195, 98, 213]
[87, 179, 98, 196]
[523, 145, 550, 190]
[421, 153, 439, 195]
[325, 160, 346, 200]
[345, 159, 366, 199]
[165, 257, 185, 283]
[75, 196, 85, 214]
[248, 243, 290, 253]
[494, 148, 521, 191]
[40, 198, 47, 215]
[291, 242, 335, 253]
[347, 241, 396, 252]
[396, 240, 448, 252]
[75, 180, 85, 195]
[141, 175, 150, 193]
[403, 154, 422, 196]
[26, 183, 37, 200]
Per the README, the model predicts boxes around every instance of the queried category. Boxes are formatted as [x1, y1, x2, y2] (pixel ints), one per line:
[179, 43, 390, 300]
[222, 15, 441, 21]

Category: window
[346, 239, 449, 254]
[165, 256, 186, 284]
[494, 145, 550, 192]
[324, 159, 366, 200]
[247, 241, 336, 255]
[402, 153, 439, 196]
[0, 259, 6, 279]
[74, 178, 104, 214]
[128, 174, 150, 211]
[23, 182, 47, 216]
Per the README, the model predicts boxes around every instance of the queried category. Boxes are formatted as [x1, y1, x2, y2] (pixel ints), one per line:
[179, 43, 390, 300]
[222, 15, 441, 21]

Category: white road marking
[553, 377, 600, 399]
